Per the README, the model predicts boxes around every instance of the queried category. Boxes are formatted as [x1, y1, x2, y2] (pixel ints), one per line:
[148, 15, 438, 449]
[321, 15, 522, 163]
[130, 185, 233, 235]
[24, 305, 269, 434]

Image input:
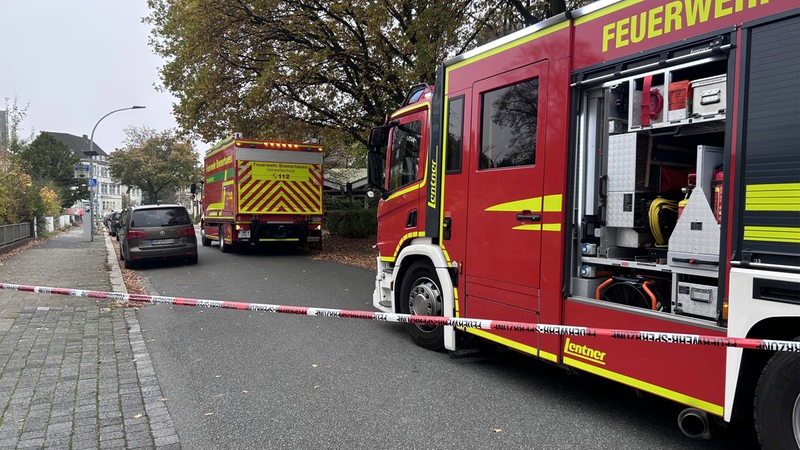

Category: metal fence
[0, 222, 32, 248]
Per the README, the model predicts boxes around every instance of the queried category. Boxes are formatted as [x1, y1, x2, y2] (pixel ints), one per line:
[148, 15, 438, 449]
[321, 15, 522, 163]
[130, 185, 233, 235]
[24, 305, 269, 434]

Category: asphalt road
[134, 241, 746, 449]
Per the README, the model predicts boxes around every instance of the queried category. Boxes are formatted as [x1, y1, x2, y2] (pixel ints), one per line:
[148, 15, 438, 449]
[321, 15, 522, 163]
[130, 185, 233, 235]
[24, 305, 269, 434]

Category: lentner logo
[564, 337, 607, 365]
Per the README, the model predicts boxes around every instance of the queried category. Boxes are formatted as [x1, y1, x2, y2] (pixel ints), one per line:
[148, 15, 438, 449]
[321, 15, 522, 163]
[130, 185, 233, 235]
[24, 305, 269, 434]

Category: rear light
[127, 230, 147, 239]
[179, 227, 195, 237]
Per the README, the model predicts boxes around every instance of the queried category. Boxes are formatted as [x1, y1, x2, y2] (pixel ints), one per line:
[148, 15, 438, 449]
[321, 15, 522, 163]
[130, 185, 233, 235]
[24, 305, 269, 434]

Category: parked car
[118, 204, 198, 269]
[107, 211, 122, 237]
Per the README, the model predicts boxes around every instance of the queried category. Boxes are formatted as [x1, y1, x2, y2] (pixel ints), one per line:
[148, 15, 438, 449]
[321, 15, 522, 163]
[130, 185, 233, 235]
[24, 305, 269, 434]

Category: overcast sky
[0, 1, 181, 155]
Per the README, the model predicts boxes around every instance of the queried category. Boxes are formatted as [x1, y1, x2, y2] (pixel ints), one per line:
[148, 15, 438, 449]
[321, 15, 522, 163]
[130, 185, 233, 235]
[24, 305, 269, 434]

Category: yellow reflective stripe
[487, 197, 542, 212]
[512, 223, 562, 231]
[258, 238, 299, 242]
[747, 183, 800, 192]
[390, 101, 430, 119]
[380, 231, 424, 263]
[745, 183, 800, 212]
[466, 328, 558, 362]
[486, 194, 563, 212]
[386, 182, 423, 201]
[573, 0, 644, 25]
[564, 356, 723, 416]
[743, 226, 800, 244]
[543, 194, 563, 212]
[448, 22, 569, 72]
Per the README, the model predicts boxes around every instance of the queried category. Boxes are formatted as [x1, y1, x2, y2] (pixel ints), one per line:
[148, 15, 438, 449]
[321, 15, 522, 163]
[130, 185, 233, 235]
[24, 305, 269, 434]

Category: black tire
[219, 226, 233, 253]
[187, 255, 198, 265]
[754, 336, 800, 449]
[398, 261, 444, 351]
[123, 257, 135, 269]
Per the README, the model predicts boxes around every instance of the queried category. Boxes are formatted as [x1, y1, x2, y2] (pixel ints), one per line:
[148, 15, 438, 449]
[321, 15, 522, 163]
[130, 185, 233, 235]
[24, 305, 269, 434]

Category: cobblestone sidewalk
[0, 226, 178, 448]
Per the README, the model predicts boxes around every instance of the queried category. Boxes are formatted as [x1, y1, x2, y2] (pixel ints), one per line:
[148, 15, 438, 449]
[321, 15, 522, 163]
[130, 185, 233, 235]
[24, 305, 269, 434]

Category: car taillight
[179, 227, 195, 237]
[127, 230, 147, 239]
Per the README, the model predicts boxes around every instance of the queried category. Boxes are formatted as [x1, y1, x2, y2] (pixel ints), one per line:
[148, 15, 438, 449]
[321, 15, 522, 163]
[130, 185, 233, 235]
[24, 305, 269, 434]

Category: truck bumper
[373, 257, 394, 313]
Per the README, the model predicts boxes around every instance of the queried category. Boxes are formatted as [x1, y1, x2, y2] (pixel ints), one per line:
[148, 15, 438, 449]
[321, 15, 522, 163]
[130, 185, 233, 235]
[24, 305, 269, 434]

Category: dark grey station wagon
[119, 204, 198, 268]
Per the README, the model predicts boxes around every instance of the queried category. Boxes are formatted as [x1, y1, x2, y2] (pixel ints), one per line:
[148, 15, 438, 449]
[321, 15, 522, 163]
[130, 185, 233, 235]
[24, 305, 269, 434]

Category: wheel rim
[408, 276, 441, 332]
[793, 392, 800, 448]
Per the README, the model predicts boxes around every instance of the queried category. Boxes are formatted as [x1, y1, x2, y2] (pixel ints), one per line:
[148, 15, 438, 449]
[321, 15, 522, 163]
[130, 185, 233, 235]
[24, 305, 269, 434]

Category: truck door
[464, 62, 548, 318]
[375, 108, 428, 257]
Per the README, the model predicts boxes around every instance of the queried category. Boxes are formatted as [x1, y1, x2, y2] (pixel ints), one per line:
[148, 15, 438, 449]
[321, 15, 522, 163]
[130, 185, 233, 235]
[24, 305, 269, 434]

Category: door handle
[516, 213, 541, 222]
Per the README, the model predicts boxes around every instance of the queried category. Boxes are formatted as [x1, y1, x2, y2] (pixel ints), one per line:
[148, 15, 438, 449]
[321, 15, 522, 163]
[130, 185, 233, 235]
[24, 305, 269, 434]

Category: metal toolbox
[691, 75, 726, 117]
[674, 282, 718, 319]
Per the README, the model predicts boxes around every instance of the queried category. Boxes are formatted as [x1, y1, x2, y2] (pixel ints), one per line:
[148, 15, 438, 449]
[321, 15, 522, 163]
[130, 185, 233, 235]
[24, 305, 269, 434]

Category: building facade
[46, 132, 142, 216]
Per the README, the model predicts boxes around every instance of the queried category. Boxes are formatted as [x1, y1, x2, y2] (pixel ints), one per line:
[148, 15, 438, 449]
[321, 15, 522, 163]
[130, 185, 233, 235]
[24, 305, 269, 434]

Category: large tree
[16, 132, 87, 209]
[146, 1, 584, 153]
[108, 127, 201, 204]
[146, 0, 501, 146]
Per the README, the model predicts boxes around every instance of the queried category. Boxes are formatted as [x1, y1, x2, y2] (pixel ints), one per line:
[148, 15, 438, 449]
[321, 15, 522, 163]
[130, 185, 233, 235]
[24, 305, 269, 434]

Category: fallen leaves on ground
[309, 233, 377, 271]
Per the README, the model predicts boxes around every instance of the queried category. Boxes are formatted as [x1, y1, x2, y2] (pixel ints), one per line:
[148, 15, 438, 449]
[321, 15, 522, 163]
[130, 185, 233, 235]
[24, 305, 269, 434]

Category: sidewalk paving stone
[0, 226, 179, 448]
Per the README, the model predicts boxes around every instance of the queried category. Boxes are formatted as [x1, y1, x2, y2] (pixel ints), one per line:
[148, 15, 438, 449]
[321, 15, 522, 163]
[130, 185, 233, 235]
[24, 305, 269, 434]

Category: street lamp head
[132, 105, 146, 109]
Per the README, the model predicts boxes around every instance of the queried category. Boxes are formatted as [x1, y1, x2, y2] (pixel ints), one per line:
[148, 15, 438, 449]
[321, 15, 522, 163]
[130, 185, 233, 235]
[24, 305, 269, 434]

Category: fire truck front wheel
[754, 337, 800, 449]
[398, 261, 444, 351]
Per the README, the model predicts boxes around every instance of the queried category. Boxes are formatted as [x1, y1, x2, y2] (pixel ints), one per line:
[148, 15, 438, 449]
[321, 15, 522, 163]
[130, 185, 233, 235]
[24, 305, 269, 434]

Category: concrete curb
[103, 231, 127, 294]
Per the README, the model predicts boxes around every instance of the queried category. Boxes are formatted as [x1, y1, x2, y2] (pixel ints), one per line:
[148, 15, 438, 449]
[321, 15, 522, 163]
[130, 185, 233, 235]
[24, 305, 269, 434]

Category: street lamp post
[84, 105, 146, 242]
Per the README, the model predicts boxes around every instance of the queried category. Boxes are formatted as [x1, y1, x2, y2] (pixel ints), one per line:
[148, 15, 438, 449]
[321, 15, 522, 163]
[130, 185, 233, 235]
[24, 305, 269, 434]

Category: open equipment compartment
[571, 36, 730, 324]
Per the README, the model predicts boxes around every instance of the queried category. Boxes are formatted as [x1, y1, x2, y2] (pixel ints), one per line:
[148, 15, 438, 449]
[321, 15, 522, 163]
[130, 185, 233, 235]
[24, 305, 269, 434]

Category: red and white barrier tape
[2, 282, 799, 352]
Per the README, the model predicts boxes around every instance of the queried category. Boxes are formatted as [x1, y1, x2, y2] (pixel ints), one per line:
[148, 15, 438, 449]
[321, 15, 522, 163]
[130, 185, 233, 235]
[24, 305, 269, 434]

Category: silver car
[119, 204, 198, 268]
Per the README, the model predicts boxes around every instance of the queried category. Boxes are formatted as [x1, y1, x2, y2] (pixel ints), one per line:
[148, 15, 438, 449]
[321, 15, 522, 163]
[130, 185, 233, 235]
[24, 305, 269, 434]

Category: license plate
[152, 238, 176, 245]
[238, 230, 251, 239]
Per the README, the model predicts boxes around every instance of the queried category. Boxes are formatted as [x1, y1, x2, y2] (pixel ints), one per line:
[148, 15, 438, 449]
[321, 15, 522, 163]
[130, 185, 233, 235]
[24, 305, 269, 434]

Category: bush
[325, 209, 377, 238]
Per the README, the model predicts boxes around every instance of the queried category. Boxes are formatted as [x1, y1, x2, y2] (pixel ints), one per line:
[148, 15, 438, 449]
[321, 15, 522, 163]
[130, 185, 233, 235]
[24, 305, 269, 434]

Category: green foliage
[146, 0, 491, 147]
[108, 127, 201, 204]
[17, 132, 86, 208]
[0, 151, 35, 223]
[325, 209, 377, 238]
[144, 1, 584, 173]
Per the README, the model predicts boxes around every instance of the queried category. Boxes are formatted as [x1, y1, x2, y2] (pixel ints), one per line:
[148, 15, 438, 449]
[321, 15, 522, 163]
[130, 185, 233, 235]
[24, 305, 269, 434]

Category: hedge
[325, 209, 377, 238]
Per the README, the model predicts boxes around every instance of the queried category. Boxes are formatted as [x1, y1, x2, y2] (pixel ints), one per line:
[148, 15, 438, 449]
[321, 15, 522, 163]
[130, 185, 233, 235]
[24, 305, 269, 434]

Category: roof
[45, 132, 109, 158]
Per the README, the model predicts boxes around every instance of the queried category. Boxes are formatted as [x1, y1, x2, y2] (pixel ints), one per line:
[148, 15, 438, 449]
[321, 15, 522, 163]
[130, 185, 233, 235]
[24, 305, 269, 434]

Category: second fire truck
[201, 135, 324, 251]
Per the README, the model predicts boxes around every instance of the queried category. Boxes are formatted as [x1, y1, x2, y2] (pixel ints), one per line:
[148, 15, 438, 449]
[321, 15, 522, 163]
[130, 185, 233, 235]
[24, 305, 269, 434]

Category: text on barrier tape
[1, 282, 799, 353]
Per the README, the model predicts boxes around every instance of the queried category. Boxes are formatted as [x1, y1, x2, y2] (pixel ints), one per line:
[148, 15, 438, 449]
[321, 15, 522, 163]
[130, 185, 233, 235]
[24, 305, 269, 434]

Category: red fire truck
[366, 1, 800, 446]
[200, 135, 324, 252]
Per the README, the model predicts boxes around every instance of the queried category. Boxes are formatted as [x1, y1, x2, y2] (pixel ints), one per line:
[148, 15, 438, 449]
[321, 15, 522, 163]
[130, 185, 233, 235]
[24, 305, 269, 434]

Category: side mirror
[368, 126, 390, 149]
[367, 151, 387, 196]
[368, 119, 398, 149]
